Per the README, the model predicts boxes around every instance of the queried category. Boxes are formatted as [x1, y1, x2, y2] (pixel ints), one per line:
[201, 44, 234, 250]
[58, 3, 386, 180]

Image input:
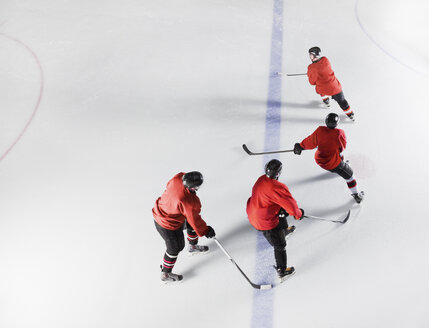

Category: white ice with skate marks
[356, 0, 429, 78]
[0, 34, 43, 160]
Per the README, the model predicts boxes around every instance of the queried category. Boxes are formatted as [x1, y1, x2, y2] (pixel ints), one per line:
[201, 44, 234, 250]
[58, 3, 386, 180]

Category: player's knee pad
[338, 161, 353, 180]
[170, 243, 184, 254]
[332, 161, 353, 180]
[273, 235, 287, 250]
[166, 237, 185, 254]
[332, 91, 349, 110]
[342, 162, 354, 179]
[340, 101, 350, 111]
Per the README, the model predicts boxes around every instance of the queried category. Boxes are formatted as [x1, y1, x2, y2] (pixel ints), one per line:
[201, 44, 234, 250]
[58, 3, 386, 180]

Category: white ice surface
[0, 0, 428, 327]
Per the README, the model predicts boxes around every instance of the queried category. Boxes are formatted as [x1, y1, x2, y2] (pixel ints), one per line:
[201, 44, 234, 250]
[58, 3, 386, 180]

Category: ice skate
[348, 112, 355, 122]
[352, 191, 365, 204]
[276, 266, 295, 283]
[188, 244, 209, 255]
[285, 225, 296, 239]
[161, 271, 183, 284]
[322, 97, 330, 107]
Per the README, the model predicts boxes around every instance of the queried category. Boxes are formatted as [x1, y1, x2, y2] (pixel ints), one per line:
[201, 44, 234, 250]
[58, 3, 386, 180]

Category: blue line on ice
[251, 0, 283, 327]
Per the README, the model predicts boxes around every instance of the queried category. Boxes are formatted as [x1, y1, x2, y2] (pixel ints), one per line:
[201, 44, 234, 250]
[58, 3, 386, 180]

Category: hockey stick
[242, 144, 294, 156]
[276, 72, 307, 76]
[303, 209, 351, 224]
[213, 238, 272, 290]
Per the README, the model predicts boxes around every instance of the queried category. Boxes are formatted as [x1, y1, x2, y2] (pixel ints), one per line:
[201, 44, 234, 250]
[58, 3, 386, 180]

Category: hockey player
[307, 46, 355, 121]
[294, 113, 364, 203]
[246, 159, 304, 281]
[152, 171, 216, 284]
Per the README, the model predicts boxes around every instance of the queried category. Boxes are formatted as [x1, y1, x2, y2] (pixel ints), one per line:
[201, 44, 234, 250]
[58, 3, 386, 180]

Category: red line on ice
[0, 33, 44, 162]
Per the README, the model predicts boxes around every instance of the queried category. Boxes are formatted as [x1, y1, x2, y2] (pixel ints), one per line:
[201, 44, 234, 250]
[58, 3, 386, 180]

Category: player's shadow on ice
[309, 199, 355, 217]
[281, 100, 323, 109]
[208, 98, 322, 114]
[180, 220, 254, 277]
[339, 116, 354, 125]
[283, 116, 325, 124]
[227, 97, 321, 109]
[289, 172, 336, 187]
[290, 172, 355, 214]
[251, 99, 323, 110]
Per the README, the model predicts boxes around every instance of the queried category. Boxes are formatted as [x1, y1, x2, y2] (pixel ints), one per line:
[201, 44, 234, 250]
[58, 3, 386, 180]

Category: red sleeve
[272, 184, 302, 219]
[180, 197, 209, 237]
[339, 129, 347, 152]
[307, 64, 317, 85]
[300, 128, 319, 150]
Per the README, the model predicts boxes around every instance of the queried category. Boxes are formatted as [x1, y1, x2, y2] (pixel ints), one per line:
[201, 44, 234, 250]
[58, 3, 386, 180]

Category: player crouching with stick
[246, 159, 304, 282]
[153, 171, 216, 284]
[294, 113, 364, 203]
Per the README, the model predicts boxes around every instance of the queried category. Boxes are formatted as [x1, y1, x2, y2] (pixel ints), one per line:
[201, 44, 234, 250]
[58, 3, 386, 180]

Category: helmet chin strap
[265, 173, 281, 180]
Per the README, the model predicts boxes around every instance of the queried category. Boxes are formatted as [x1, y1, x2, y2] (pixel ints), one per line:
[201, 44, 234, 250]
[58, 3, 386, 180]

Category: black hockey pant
[262, 217, 289, 270]
[332, 91, 350, 111]
[155, 220, 186, 272]
[330, 160, 353, 180]
[155, 220, 199, 272]
[331, 160, 359, 192]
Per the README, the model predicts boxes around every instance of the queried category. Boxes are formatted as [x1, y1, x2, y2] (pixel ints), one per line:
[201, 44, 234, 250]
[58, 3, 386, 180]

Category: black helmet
[265, 159, 282, 179]
[309, 46, 321, 57]
[182, 171, 203, 189]
[325, 113, 339, 129]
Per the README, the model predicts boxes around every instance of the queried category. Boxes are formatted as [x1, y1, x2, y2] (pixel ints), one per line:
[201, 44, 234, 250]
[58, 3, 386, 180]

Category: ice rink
[1, 0, 428, 327]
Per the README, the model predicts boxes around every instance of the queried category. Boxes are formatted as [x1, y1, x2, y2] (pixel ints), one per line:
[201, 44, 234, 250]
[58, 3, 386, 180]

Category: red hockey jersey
[152, 173, 209, 236]
[307, 57, 342, 96]
[246, 175, 301, 231]
[300, 126, 346, 171]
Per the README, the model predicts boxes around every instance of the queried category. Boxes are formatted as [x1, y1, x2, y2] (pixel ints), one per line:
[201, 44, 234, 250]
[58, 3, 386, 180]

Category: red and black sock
[162, 252, 178, 273]
[187, 231, 198, 246]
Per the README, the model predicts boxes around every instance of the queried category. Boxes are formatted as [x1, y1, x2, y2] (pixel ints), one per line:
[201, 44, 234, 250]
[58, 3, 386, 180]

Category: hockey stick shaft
[276, 72, 307, 76]
[304, 215, 343, 223]
[213, 238, 272, 290]
[303, 209, 351, 224]
[242, 144, 294, 156]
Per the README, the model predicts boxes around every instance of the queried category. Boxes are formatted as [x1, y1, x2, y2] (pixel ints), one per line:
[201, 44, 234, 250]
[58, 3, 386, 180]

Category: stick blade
[340, 210, 351, 224]
[242, 144, 253, 155]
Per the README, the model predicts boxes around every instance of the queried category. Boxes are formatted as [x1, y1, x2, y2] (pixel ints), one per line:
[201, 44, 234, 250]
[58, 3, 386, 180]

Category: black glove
[278, 208, 289, 218]
[294, 143, 303, 155]
[295, 208, 305, 220]
[205, 226, 216, 238]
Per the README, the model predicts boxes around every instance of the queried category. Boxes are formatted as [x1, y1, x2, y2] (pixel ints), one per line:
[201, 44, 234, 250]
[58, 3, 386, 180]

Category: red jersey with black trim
[300, 126, 346, 171]
[152, 173, 209, 236]
[246, 175, 301, 231]
[307, 57, 342, 96]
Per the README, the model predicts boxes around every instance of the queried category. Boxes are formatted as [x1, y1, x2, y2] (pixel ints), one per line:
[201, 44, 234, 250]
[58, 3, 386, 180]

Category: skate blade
[187, 249, 210, 256]
[285, 231, 295, 240]
[161, 278, 184, 286]
[279, 271, 295, 283]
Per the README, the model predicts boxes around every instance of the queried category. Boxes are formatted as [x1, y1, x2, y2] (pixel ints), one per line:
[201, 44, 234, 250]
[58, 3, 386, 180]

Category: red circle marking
[0, 33, 44, 162]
